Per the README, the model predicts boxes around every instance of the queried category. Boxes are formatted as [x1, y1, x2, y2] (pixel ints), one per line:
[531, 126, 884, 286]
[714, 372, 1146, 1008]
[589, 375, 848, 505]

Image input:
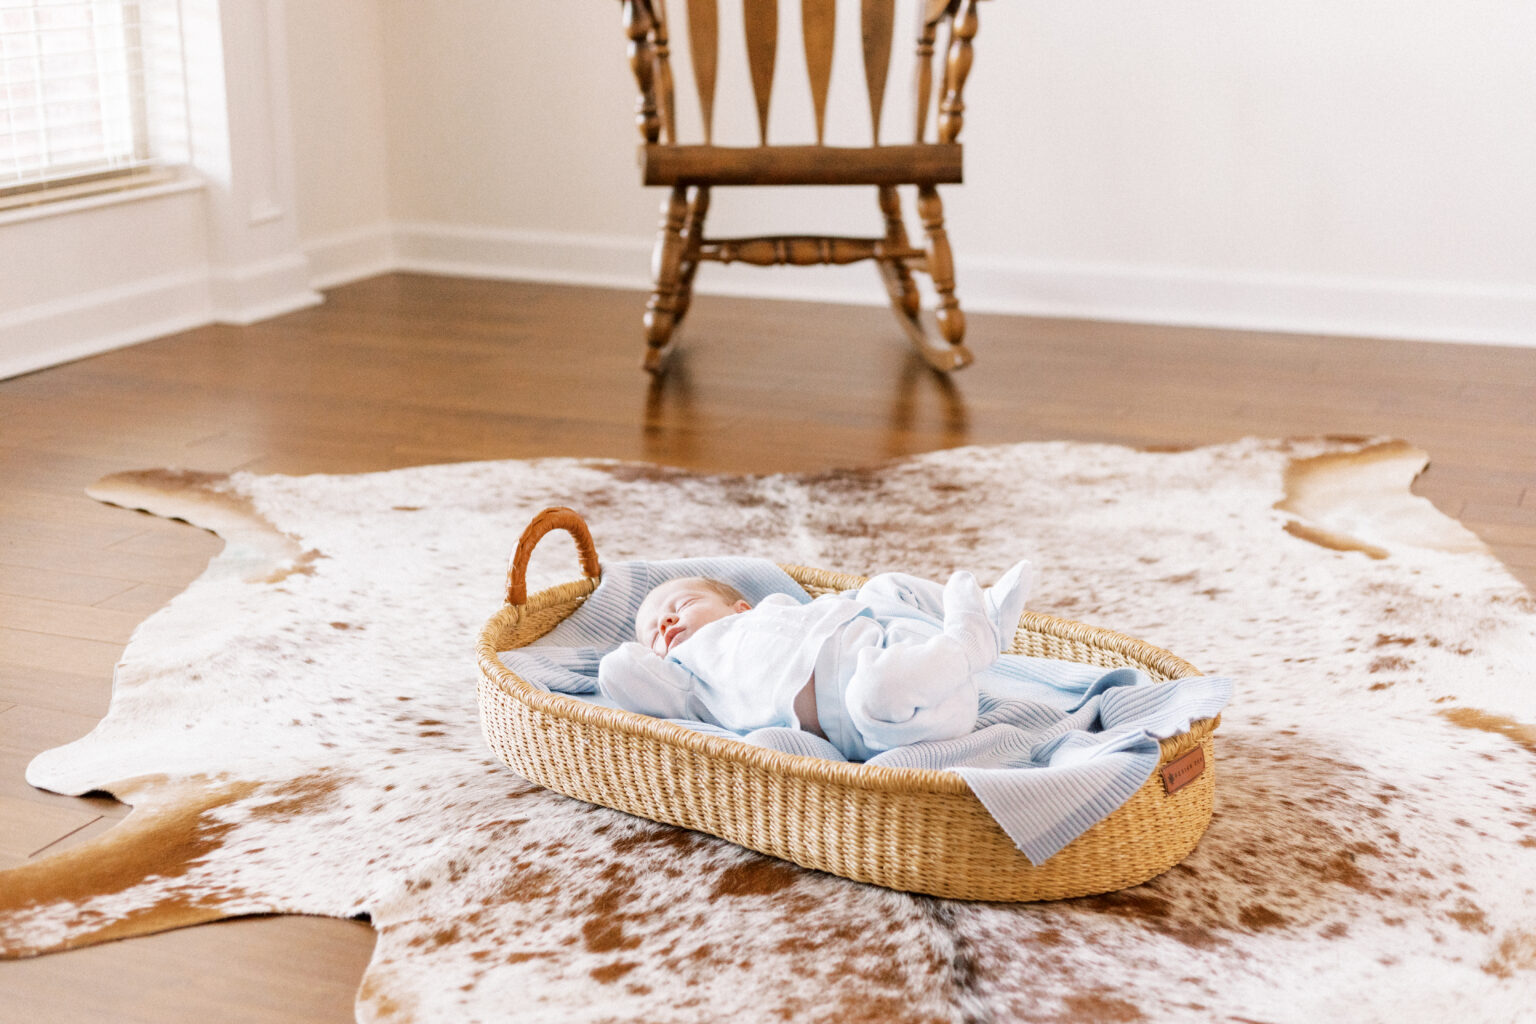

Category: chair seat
[640, 143, 964, 187]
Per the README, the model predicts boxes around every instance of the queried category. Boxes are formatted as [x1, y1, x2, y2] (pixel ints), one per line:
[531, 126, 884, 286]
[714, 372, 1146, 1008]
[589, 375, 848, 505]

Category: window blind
[0, 0, 188, 208]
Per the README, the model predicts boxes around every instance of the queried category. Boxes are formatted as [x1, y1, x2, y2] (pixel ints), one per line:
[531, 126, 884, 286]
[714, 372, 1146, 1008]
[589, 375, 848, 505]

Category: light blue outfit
[597, 565, 1032, 761]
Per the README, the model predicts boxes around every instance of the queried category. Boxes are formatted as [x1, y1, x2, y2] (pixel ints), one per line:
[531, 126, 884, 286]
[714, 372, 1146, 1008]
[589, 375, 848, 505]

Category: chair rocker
[617, 0, 988, 373]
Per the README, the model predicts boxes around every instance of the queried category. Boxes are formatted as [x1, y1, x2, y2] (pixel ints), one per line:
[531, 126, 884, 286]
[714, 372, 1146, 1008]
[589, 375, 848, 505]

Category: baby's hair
[691, 577, 748, 606]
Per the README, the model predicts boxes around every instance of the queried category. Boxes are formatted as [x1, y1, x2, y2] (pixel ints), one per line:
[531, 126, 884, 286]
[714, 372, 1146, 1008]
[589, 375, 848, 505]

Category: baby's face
[634, 578, 750, 656]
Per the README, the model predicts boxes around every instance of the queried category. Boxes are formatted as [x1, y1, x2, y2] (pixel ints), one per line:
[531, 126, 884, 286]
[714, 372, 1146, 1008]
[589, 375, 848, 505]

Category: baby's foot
[942, 570, 1002, 674]
[983, 559, 1033, 650]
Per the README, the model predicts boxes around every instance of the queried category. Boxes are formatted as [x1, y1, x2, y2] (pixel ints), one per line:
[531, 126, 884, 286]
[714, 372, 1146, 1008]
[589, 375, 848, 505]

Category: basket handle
[505, 506, 602, 607]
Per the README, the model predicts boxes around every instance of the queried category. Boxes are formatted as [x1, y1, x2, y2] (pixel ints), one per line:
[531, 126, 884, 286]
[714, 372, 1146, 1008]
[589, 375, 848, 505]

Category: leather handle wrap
[505, 506, 602, 607]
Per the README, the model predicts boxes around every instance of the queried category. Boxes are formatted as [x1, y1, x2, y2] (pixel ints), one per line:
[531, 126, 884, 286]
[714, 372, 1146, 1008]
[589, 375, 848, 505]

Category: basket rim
[475, 563, 1218, 797]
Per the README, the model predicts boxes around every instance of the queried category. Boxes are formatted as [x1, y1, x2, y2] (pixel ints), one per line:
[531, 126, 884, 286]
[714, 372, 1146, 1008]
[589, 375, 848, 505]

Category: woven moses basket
[476, 508, 1220, 902]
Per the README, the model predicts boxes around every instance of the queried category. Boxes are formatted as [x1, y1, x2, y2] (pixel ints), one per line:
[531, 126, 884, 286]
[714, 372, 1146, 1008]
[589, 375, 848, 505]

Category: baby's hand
[598, 641, 697, 719]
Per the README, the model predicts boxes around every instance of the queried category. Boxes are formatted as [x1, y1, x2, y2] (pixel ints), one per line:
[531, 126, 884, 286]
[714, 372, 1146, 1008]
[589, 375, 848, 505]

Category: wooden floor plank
[24, 811, 128, 859]
[0, 703, 115, 759]
[93, 582, 191, 616]
[1460, 501, 1536, 530]
[0, 793, 101, 862]
[0, 535, 223, 589]
[1492, 544, 1536, 569]
[0, 639, 121, 713]
[0, 753, 126, 823]
[0, 563, 139, 608]
[0, 491, 163, 542]
[0, 915, 376, 1024]
[0, 595, 145, 646]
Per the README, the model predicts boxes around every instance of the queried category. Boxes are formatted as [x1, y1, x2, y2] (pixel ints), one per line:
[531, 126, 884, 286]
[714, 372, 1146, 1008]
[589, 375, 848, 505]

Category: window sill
[0, 171, 206, 228]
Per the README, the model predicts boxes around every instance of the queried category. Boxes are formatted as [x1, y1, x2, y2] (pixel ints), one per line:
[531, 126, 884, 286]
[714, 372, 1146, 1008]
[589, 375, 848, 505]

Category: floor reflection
[886, 350, 970, 459]
[638, 342, 972, 470]
[641, 352, 697, 467]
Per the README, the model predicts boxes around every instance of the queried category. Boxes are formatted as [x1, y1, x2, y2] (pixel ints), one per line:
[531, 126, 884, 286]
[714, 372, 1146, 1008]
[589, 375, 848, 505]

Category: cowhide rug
[2, 437, 1534, 1023]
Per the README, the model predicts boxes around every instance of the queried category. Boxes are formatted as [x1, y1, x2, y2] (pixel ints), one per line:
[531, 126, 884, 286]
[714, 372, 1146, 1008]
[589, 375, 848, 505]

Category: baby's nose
[661, 613, 678, 627]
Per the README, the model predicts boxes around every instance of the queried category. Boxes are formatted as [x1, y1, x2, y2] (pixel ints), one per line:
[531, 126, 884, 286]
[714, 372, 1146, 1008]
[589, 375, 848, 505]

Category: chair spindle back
[622, 0, 980, 149]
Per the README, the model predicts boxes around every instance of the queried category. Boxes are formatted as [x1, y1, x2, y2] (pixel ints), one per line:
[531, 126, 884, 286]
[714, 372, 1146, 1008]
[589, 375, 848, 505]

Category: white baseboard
[0, 253, 328, 380]
[209, 252, 323, 325]
[0, 270, 213, 380]
[391, 221, 655, 291]
[963, 258, 1536, 349]
[13, 220, 1523, 383]
[373, 221, 1536, 349]
[303, 223, 397, 291]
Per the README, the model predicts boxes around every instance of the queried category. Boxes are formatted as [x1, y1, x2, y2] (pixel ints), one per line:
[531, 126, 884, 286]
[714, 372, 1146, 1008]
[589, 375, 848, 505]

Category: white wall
[974, 1, 1536, 341]
[6, 0, 1533, 380]
[284, 0, 392, 286]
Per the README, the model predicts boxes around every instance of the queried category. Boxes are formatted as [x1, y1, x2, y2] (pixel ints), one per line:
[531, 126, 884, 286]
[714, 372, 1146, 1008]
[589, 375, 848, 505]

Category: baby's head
[634, 576, 751, 655]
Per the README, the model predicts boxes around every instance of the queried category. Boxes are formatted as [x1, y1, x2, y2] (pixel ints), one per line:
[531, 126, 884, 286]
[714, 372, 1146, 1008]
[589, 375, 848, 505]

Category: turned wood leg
[917, 184, 966, 351]
[643, 185, 690, 372]
[673, 186, 711, 329]
[877, 186, 920, 319]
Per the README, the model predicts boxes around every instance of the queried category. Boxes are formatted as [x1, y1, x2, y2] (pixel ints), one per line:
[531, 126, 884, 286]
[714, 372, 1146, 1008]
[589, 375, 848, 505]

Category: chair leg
[916, 185, 969, 356]
[672, 186, 711, 331]
[643, 185, 691, 372]
[877, 186, 921, 320]
[877, 185, 974, 371]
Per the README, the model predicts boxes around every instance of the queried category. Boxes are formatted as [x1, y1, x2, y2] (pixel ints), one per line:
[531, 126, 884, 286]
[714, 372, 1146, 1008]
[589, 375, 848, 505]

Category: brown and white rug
[2, 437, 1534, 1023]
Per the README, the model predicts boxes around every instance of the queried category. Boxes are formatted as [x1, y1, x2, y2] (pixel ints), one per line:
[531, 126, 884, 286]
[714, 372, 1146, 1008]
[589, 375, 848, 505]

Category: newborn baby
[597, 562, 1032, 761]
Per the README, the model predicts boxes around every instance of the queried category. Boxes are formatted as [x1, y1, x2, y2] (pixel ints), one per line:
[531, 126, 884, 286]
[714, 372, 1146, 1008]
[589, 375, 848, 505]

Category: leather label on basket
[1161, 747, 1206, 795]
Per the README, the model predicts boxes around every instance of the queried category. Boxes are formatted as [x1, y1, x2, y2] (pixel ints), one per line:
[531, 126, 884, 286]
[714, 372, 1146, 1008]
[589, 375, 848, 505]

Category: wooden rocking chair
[618, 0, 988, 373]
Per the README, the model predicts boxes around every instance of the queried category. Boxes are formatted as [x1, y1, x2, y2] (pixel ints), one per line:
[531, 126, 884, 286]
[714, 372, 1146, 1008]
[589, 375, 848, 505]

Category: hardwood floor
[1, 272, 1532, 1021]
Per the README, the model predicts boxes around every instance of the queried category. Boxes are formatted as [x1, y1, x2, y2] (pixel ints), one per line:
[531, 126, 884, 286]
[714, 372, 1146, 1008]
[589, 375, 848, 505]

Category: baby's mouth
[663, 625, 684, 651]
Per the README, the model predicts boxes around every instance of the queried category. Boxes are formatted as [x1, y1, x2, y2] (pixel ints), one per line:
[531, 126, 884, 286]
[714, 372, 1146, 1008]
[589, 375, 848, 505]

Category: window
[0, 0, 187, 210]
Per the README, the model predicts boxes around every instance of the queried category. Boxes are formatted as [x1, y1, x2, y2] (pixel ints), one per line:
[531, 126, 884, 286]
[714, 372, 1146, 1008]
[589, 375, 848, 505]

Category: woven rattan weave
[475, 508, 1219, 901]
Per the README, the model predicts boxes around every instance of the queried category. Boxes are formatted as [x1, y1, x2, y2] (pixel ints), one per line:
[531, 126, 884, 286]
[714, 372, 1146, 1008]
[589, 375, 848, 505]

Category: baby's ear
[733, 599, 751, 613]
